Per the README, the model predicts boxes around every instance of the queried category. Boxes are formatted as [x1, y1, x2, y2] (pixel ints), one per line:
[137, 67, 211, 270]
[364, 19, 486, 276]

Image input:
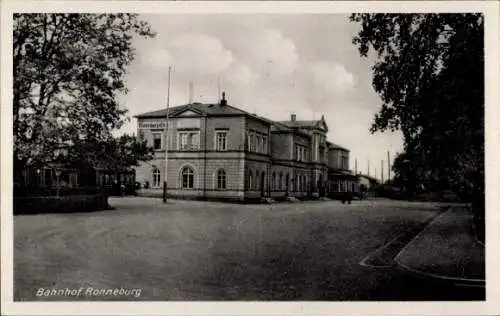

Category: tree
[65, 133, 154, 172]
[13, 14, 155, 176]
[350, 14, 484, 204]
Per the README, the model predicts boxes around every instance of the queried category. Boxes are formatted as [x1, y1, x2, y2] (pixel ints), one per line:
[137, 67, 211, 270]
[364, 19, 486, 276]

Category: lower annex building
[134, 93, 358, 202]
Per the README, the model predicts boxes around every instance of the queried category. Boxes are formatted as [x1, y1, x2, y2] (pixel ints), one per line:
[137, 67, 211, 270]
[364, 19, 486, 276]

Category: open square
[14, 198, 483, 301]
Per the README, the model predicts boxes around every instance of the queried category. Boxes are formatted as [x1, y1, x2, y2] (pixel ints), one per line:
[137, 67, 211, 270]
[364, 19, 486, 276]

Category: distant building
[357, 174, 378, 191]
[134, 93, 358, 202]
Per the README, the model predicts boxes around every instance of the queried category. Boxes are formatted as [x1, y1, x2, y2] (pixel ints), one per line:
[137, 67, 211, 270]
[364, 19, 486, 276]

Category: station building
[134, 93, 358, 202]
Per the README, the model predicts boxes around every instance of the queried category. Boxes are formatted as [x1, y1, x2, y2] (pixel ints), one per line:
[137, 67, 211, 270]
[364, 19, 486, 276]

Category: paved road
[14, 198, 484, 301]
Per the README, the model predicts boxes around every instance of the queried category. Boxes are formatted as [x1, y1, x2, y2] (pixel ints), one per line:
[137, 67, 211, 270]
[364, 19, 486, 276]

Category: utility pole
[381, 160, 384, 184]
[368, 159, 370, 177]
[163, 66, 172, 203]
[355, 158, 358, 175]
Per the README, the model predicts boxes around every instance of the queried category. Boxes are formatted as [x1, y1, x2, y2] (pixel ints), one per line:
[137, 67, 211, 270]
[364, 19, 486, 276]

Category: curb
[394, 208, 485, 288]
[358, 207, 448, 270]
[467, 204, 485, 247]
[395, 258, 485, 288]
[358, 233, 402, 269]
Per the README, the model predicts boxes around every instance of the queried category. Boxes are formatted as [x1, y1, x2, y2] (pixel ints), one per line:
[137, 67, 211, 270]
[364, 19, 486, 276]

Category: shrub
[14, 194, 109, 215]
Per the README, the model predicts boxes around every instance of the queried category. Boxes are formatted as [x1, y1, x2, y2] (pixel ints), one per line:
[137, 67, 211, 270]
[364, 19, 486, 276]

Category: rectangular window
[153, 133, 162, 150]
[262, 136, 267, 154]
[39, 169, 46, 185]
[178, 132, 201, 151]
[247, 133, 251, 151]
[191, 133, 199, 149]
[177, 133, 192, 150]
[256, 135, 261, 153]
[69, 173, 78, 187]
[179, 133, 187, 150]
[187, 133, 193, 149]
[215, 131, 228, 151]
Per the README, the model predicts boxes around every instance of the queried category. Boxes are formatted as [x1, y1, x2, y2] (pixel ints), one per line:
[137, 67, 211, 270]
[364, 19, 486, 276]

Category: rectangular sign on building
[138, 119, 166, 129]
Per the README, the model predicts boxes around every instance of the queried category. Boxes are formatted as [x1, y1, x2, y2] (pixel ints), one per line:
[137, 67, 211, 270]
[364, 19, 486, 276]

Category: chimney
[220, 91, 227, 106]
[291, 114, 296, 122]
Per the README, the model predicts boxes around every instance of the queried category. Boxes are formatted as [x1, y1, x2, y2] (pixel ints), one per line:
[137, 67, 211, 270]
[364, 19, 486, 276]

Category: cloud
[170, 33, 235, 75]
[140, 47, 172, 69]
[309, 62, 355, 92]
[225, 63, 258, 86]
[139, 33, 235, 76]
[236, 29, 299, 75]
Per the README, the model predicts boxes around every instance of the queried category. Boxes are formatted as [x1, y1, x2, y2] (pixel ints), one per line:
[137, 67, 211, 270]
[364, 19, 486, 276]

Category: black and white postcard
[2, 1, 499, 315]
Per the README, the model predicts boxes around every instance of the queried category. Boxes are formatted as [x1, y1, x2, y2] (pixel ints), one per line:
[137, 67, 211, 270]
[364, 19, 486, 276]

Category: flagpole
[381, 159, 384, 184]
[163, 66, 171, 203]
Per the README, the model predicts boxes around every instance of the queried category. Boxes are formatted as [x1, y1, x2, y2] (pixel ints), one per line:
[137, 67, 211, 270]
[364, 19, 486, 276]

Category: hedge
[14, 194, 110, 215]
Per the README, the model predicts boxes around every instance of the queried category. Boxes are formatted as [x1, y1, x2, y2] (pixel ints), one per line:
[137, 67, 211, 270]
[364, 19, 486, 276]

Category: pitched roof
[278, 120, 321, 129]
[326, 141, 349, 151]
[278, 117, 329, 133]
[270, 122, 292, 132]
[271, 122, 313, 138]
[134, 102, 272, 124]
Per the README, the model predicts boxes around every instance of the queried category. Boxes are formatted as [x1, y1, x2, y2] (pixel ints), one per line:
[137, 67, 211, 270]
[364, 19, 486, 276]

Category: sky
[117, 14, 404, 179]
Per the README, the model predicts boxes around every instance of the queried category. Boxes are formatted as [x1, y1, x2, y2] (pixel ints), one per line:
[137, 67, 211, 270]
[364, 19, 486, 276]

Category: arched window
[152, 168, 161, 188]
[248, 170, 253, 190]
[272, 172, 276, 191]
[217, 169, 227, 189]
[181, 166, 194, 189]
[279, 173, 283, 191]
